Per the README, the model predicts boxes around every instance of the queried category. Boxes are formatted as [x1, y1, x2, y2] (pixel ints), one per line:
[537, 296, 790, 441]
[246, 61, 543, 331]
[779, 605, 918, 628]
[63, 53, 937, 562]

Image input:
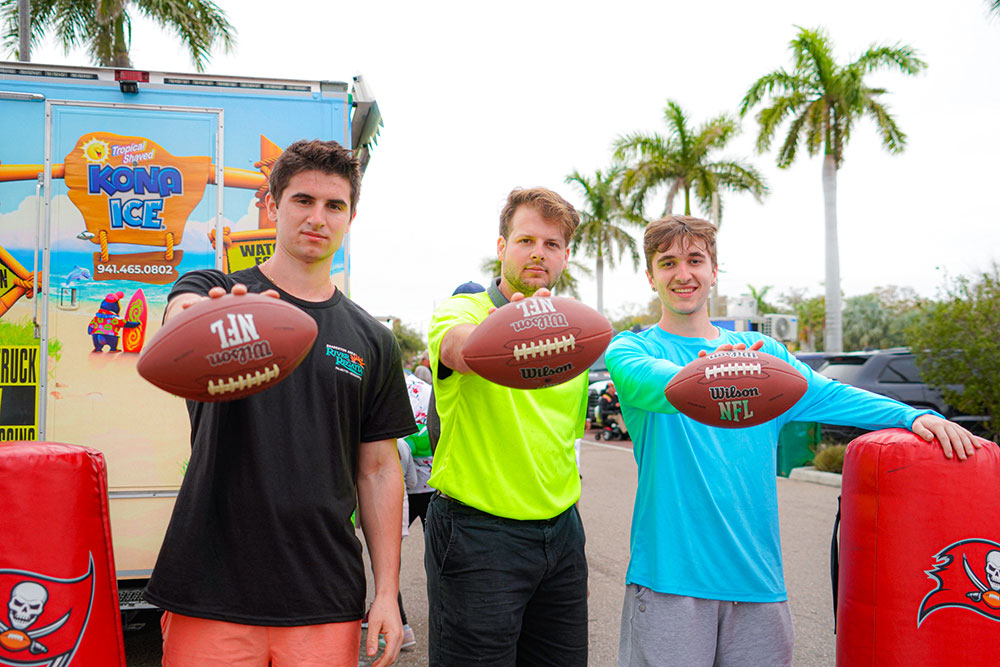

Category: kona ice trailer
[0, 61, 382, 614]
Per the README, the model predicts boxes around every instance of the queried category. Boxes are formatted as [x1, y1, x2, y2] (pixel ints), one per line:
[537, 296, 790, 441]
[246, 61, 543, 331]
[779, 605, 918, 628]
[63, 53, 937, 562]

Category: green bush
[813, 444, 846, 474]
[0, 317, 61, 362]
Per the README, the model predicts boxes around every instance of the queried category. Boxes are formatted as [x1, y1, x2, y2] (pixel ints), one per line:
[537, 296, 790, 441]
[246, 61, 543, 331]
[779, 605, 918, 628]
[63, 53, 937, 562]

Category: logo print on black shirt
[326, 345, 365, 379]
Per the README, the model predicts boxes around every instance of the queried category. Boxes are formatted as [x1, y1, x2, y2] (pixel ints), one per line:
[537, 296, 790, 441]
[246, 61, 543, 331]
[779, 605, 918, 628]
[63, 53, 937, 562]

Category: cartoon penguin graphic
[87, 292, 139, 352]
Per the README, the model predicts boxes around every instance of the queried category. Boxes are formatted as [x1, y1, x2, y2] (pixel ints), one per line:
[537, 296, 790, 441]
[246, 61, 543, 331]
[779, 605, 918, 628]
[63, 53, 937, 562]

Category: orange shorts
[160, 610, 362, 667]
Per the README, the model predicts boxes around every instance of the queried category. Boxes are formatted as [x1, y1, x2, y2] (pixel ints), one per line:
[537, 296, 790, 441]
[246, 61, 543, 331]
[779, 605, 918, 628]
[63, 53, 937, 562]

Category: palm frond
[704, 160, 768, 201]
[613, 131, 671, 162]
[694, 114, 739, 155]
[738, 69, 807, 116]
[790, 26, 837, 88]
[852, 44, 927, 76]
[863, 98, 907, 153]
[663, 100, 692, 151]
[753, 92, 807, 154]
[803, 99, 827, 159]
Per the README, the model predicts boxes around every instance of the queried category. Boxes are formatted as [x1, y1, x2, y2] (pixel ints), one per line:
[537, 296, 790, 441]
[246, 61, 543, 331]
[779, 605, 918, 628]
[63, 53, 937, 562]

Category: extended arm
[605, 333, 681, 415]
[357, 438, 404, 666]
[438, 323, 477, 374]
[435, 289, 549, 377]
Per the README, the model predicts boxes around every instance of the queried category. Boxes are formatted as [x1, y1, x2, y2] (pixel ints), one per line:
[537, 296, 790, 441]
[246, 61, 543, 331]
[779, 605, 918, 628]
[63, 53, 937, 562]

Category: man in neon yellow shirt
[426, 187, 589, 666]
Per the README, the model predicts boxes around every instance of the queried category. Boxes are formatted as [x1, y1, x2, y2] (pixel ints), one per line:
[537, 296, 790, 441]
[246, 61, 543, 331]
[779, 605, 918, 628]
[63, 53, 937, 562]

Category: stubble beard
[502, 261, 557, 297]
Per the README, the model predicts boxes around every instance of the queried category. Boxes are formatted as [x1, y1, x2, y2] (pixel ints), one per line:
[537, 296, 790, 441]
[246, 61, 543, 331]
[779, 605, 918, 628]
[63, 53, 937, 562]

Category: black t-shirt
[144, 266, 416, 625]
[599, 392, 621, 415]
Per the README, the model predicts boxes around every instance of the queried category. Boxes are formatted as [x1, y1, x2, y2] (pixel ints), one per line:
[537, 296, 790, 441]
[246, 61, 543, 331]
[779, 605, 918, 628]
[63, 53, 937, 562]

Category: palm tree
[613, 99, 767, 221]
[2, 0, 235, 71]
[739, 26, 925, 353]
[479, 257, 592, 300]
[565, 167, 641, 315]
[746, 284, 778, 315]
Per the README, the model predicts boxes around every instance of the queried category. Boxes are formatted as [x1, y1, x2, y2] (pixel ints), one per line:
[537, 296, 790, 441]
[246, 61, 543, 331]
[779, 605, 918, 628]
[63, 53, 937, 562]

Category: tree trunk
[595, 254, 605, 315]
[17, 0, 29, 61]
[822, 154, 843, 353]
[662, 181, 682, 217]
[683, 186, 691, 215]
[111, 16, 132, 68]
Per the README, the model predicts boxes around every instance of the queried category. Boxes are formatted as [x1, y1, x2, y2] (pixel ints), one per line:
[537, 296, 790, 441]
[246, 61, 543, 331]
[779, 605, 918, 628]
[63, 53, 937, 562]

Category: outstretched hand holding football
[666, 343, 806, 428]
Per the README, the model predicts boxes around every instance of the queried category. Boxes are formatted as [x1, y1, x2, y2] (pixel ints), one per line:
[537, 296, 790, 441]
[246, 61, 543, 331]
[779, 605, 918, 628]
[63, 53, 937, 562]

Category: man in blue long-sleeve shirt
[607, 215, 980, 667]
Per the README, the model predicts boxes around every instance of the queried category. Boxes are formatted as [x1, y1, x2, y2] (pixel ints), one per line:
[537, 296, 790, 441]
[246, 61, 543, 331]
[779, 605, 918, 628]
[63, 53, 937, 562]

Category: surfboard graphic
[122, 289, 148, 353]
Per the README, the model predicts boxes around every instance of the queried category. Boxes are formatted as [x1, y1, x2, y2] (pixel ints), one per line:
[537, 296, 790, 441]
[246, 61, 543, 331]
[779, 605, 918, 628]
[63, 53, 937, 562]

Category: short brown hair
[268, 139, 361, 215]
[644, 215, 718, 270]
[499, 187, 580, 245]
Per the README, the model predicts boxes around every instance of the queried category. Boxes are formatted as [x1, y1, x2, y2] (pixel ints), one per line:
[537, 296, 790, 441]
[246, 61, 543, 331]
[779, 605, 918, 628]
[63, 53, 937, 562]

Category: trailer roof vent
[114, 69, 149, 94]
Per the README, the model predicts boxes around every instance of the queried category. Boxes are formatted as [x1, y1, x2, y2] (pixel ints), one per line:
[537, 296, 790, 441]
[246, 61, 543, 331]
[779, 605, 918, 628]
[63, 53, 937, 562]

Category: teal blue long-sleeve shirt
[606, 326, 933, 602]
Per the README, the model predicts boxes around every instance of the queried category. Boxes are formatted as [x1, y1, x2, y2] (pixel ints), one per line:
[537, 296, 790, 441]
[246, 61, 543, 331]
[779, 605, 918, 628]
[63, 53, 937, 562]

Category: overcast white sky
[26, 0, 1000, 333]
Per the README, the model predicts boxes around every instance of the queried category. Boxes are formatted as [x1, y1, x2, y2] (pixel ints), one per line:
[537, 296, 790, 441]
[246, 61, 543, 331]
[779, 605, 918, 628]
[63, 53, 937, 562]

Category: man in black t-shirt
[144, 140, 415, 667]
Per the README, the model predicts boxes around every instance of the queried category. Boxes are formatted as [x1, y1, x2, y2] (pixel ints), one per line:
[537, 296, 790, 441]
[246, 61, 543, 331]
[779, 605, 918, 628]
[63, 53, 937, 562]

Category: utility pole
[18, 0, 30, 62]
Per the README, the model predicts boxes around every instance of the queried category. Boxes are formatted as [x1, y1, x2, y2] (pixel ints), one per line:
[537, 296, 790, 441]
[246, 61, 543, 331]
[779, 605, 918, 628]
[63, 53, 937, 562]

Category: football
[663, 350, 807, 428]
[137, 293, 318, 402]
[462, 295, 613, 389]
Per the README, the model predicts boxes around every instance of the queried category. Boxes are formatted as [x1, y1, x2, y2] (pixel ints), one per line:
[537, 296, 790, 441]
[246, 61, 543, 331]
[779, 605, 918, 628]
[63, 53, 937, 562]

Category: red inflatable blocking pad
[837, 429, 1000, 666]
[0, 442, 126, 666]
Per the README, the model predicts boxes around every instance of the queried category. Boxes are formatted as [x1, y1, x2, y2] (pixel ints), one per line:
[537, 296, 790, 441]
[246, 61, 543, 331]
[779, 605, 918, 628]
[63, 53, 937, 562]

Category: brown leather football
[462, 296, 613, 389]
[137, 293, 317, 402]
[664, 350, 807, 427]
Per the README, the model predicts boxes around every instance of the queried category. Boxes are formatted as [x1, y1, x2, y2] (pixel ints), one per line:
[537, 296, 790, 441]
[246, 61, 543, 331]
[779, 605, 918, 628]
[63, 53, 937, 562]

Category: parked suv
[817, 347, 987, 439]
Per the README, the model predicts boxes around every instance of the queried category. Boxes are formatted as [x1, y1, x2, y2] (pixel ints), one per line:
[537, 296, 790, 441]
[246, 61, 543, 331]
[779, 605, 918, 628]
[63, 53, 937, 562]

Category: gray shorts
[618, 584, 794, 667]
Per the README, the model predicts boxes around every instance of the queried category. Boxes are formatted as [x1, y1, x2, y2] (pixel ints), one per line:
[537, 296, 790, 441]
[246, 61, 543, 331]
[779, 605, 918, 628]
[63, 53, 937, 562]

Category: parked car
[588, 352, 610, 384]
[816, 347, 987, 440]
[794, 352, 836, 371]
[587, 379, 611, 424]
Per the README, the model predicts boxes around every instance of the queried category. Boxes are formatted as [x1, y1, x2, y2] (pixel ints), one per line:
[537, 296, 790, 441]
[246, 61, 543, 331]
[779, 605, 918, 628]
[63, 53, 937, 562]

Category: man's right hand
[164, 283, 280, 322]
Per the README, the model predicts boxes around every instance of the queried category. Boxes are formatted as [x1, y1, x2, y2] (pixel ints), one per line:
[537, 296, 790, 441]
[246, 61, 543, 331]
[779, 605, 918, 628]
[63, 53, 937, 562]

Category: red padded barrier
[837, 428, 1000, 666]
[0, 442, 126, 666]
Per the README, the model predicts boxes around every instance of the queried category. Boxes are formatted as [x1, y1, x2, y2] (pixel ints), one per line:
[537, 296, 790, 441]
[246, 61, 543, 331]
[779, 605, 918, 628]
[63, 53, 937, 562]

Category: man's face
[646, 237, 717, 317]
[266, 170, 355, 264]
[497, 205, 569, 296]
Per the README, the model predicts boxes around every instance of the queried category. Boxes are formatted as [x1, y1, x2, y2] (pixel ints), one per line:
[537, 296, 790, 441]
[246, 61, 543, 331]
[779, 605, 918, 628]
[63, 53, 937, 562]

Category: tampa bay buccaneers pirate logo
[0, 557, 93, 667]
[918, 538, 1000, 626]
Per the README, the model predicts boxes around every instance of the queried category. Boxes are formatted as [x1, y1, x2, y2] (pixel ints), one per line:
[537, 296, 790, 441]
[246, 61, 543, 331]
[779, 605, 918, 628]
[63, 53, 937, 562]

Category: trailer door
[42, 101, 223, 592]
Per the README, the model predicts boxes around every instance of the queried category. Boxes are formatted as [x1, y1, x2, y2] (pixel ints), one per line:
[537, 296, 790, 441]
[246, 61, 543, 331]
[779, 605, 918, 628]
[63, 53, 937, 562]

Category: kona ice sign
[64, 132, 211, 284]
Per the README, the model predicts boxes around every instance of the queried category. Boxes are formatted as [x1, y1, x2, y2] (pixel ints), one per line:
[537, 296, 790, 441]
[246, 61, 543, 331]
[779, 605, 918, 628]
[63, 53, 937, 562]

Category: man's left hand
[365, 593, 402, 666]
[698, 339, 765, 358]
[911, 414, 982, 461]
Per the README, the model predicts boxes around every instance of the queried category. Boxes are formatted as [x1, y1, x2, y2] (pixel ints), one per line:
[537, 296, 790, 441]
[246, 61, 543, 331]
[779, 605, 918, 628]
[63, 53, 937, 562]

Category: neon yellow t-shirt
[428, 290, 587, 520]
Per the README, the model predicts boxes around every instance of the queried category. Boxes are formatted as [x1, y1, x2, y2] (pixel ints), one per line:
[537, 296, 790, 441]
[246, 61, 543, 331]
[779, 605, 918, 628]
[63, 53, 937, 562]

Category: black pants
[424, 494, 588, 666]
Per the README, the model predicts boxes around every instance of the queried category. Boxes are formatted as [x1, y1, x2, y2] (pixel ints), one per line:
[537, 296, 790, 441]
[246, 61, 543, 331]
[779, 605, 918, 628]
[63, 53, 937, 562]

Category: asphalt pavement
[126, 433, 842, 666]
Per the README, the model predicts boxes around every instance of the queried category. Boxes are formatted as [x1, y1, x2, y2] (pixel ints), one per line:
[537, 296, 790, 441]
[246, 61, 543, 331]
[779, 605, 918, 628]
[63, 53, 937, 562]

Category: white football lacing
[512, 334, 576, 360]
[207, 364, 281, 396]
[703, 362, 762, 380]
